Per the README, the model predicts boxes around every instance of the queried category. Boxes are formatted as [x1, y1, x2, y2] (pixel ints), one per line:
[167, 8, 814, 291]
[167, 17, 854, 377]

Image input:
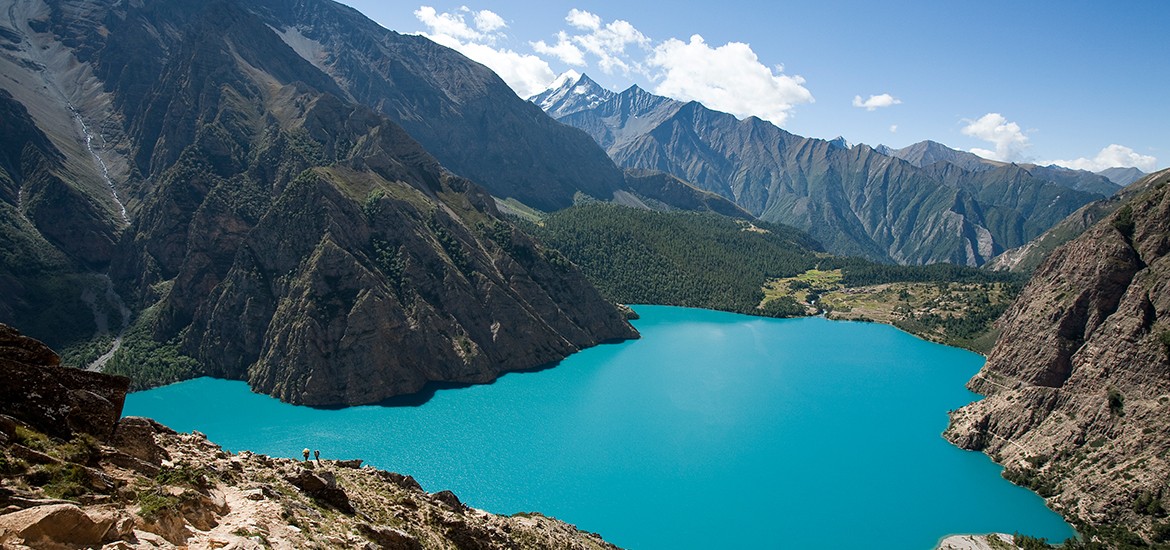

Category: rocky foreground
[0, 324, 616, 549]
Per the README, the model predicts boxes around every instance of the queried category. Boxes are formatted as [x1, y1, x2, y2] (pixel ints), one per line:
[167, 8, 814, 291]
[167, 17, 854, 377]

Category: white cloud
[852, 93, 901, 111]
[532, 31, 587, 66]
[961, 113, 1031, 162]
[414, 6, 555, 98]
[414, 6, 489, 42]
[1046, 144, 1157, 172]
[554, 9, 649, 74]
[474, 10, 507, 33]
[566, 8, 601, 31]
[648, 34, 813, 126]
[889, 124, 898, 133]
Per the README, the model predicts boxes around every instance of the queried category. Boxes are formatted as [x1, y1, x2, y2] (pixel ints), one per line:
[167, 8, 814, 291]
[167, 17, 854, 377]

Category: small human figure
[314, 449, 320, 462]
[302, 448, 310, 461]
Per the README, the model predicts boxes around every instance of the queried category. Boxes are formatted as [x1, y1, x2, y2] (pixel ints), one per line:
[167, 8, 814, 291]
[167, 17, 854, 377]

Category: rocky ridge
[537, 78, 1108, 266]
[944, 169, 1170, 544]
[0, 323, 619, 549]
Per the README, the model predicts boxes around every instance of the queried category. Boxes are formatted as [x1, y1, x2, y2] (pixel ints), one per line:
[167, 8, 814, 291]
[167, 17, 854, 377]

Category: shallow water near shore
[124, 305, 1074, 549]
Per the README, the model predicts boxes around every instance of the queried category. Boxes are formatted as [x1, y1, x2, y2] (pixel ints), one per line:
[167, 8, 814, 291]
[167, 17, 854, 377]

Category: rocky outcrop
[0, 323, 129, 441]
[0, 504, 131, 548]
[945, 170, 1170, 544]
[0, 331, 620, 549]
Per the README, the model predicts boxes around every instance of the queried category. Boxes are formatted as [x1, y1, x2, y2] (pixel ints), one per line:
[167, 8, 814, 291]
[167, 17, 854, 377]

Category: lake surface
[124, 305, 1074, 549]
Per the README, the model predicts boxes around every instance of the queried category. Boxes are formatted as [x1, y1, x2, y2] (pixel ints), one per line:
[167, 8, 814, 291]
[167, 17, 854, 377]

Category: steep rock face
[945, 170, 1170, 539]
[248, 0, 626, 211]
[0, 0, 636, 405]
[549, 82, 1104, 265]
[0, 323, 129, 440]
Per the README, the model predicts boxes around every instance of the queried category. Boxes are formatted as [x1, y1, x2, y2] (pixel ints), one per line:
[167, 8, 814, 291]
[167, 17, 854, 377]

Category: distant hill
[1097, 166, 1147, 186]
[535, 76, 1107, 266]
[878, 140, 1005, 172]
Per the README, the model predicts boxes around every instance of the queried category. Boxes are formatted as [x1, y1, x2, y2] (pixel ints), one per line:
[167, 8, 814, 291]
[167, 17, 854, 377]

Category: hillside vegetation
[524, 203, 1022, 350]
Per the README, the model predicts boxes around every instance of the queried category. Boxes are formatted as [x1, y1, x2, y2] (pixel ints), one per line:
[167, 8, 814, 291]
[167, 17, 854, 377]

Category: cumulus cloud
[536, 9, 649, 74]
[566, 8, 601, 31]
[414, 6, 501, 43]
[532, 31, 586, 66]
[961, 113, 1031, 162]
[414, 6, 815, 123]
[1047, 144, 1157, 172]
[414, 6, 555, 98]
[648, 35, 813, 126]
[852, 93, 901, 111]
[889, 124, 898, 133]
[473, 9, 507, 33]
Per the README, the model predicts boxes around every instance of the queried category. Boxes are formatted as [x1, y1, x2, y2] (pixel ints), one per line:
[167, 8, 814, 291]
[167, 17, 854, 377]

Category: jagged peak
[530, 71, 615, 118]
[828, 136, 852, 150]
[547, 70, 582, 92]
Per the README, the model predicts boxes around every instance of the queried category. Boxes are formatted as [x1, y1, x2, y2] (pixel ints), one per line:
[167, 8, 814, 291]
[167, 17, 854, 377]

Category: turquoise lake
[124, 305, 1074, 549]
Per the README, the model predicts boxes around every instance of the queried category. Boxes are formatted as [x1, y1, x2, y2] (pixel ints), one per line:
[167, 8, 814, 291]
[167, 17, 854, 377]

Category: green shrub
[14, 426, 52, 452]
[1134, 490, 1167, 517]
[1108, 387, 1125, 417]
[36, 463, 90, 499]
[1112, 205, 1135, 238]
[1152, 521, 1170, 543]
[57, 434, 99, 465]
[155, 463, 212, 490]
[136, 489, 181, 522]
[1012, 534, 1053, 550]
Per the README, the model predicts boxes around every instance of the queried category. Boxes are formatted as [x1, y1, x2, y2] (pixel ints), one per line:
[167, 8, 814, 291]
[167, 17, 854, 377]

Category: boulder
[0, 324, 130, 441]
[358, 522, 424, 550]
[111, 417, 172, 464]
[0, 503, 117, 546]
[285, 468, 354, 514]
[432, 490, 464, 511]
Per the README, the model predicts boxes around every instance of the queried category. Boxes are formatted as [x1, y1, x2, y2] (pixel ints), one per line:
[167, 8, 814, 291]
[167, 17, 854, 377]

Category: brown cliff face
[945, 169, 1170, 541]
[0, 324, 129, 441]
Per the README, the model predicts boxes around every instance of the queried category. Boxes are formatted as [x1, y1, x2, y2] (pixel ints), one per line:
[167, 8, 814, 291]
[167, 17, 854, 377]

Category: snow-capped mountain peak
[529, 72, 616, 119]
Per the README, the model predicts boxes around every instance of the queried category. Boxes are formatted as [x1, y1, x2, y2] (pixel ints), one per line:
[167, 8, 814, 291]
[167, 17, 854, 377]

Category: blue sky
[337, 0, 1169, 171]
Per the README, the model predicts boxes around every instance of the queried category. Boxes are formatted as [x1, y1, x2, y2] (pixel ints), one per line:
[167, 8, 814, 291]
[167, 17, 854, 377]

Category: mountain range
[0, 0, 644, 406]
[532, 73, 1136, 266]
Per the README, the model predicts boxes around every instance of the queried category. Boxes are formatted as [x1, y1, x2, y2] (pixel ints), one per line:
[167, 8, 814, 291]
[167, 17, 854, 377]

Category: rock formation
[0, 324, 128, 441]
[0, 324, 619, 549]
[945, 170, 1170, 545]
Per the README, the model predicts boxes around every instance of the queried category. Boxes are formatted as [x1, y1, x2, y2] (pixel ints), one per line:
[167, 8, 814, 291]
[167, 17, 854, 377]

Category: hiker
[314, 449, 320, 461]
[302, 448, 310, 461]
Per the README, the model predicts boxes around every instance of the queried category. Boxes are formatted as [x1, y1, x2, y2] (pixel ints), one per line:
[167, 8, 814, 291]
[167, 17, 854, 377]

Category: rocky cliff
[0, 324, 619, 549]
[0, 0, 636, 406]
[945, 170, 1170, 544]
